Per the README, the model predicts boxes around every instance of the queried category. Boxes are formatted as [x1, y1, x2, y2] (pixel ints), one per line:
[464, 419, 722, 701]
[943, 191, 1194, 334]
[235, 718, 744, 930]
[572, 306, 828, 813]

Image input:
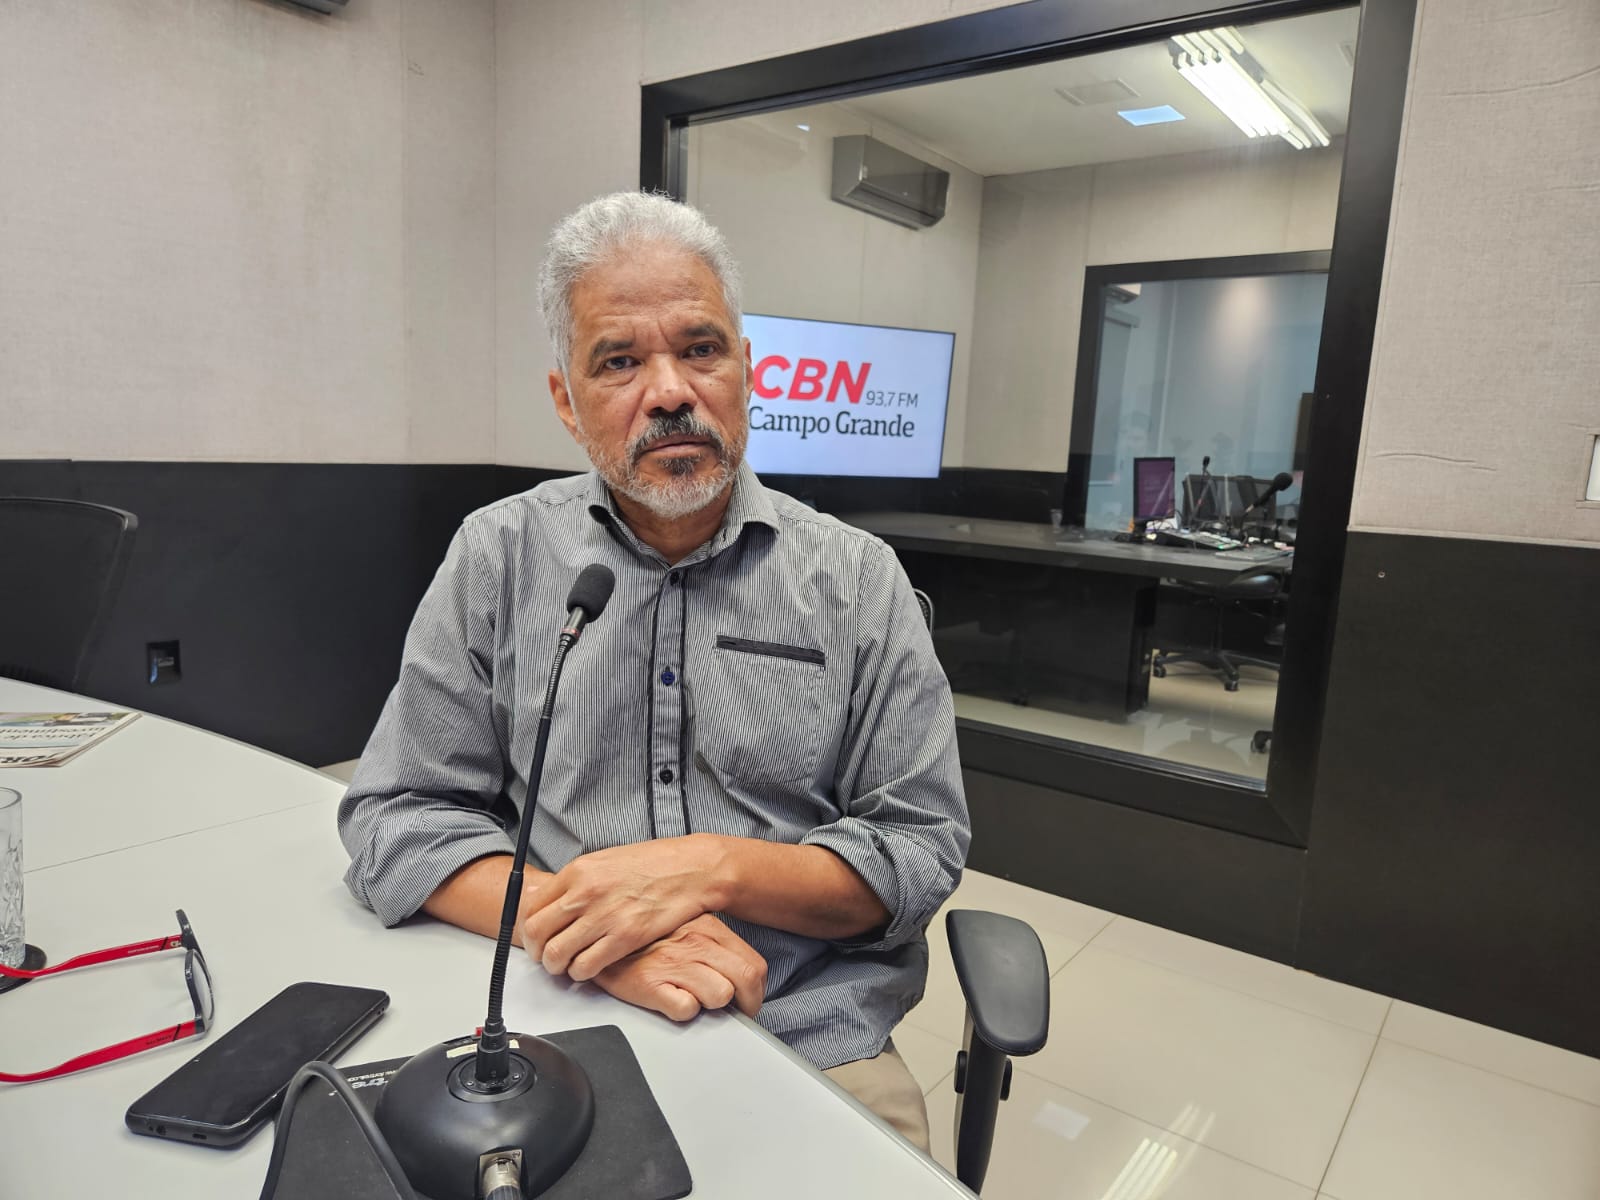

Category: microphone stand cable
[259, 1061, 417, 1200]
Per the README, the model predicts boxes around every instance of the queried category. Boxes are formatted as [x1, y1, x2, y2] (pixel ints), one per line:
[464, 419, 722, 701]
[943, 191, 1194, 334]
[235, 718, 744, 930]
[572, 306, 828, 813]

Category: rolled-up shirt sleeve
[800, 538, 970, 952]
[338, 522, 514, 927]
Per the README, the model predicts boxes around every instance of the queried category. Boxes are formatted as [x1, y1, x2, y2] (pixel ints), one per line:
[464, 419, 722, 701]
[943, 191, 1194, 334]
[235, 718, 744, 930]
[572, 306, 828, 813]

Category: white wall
[492, 0, 1024, 469]
[1349, 0, 1600, 548]
[494, 0, 644, 473]
[965, 142, 1343, 471]
[686, 105, 983, 467]
[37, 0, 1577, 523]
[0, 0, 496, 464]
[638, 0, 1032, 86]
[1, 0, 1029, 470]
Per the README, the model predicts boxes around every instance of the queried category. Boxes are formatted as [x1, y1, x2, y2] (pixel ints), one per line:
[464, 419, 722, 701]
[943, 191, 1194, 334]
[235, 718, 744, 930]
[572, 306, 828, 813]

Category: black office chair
[1249, 618, 1287, 753]
[910, 587, 1052, 1193]
[944, 910, 1050, 1192]
[0, 497, 139, 691]
[1151, 566, 1285, 692]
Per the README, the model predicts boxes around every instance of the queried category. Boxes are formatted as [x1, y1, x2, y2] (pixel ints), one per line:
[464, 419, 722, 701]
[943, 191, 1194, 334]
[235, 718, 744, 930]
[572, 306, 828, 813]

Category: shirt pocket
[692, 635, 828, 784]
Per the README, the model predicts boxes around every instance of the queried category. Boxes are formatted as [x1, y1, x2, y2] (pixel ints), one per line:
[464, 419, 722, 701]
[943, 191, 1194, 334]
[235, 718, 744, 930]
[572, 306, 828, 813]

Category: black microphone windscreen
[1272, 471, 1295, 491]
[566, 564, 616, 621]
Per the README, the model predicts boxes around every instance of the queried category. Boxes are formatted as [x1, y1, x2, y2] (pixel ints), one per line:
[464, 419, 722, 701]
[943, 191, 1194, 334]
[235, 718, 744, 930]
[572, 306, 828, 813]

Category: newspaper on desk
[0, 711, 140, 767]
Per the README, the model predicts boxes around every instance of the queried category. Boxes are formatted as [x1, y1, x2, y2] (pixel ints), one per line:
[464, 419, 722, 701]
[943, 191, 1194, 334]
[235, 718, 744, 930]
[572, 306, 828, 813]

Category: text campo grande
[749, 407, 916, 440]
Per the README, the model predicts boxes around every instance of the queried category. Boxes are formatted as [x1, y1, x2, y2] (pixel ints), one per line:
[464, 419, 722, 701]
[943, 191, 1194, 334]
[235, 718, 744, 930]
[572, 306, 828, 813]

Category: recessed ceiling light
[1118, 105, 1186, 127]
[796, 123, 811, 132]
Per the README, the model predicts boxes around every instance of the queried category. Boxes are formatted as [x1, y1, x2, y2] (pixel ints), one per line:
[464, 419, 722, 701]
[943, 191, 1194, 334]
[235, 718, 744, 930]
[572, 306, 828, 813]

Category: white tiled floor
[909, 869, 1600, 1199]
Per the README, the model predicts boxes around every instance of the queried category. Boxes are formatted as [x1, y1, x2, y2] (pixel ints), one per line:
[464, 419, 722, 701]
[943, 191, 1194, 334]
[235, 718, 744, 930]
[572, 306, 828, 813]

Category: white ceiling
[841, 7, 1360, 177]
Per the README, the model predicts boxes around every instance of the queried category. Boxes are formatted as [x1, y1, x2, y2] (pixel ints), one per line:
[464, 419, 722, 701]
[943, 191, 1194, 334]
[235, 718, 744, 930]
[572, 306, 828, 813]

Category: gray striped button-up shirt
[338, 463, 969, 1070]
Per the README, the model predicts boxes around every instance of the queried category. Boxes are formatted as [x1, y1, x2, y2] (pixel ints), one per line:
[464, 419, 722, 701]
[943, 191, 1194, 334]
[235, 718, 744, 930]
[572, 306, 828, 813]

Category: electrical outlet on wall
[147, 641, 181, 685]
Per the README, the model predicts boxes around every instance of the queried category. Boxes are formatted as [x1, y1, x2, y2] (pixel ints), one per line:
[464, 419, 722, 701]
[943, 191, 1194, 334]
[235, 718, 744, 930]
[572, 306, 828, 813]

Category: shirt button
[668, 570, 682, 585]
[660, 668, 676, 686]
[658, 767, 675, 784]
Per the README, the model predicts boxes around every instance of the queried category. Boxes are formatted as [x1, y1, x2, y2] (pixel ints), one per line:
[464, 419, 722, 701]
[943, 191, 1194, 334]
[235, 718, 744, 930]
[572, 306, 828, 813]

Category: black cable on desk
[258, 1060, 418, 1200]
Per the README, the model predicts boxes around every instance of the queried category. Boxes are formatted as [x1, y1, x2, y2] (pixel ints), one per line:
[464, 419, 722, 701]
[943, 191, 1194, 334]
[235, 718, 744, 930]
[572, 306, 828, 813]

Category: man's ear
[549, 369, 580, 440]
[741, 337, 753, 400]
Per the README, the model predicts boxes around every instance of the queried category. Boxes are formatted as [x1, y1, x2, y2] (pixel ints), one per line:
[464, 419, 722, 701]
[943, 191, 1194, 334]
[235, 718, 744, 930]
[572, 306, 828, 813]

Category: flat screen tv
[741, 313, 953, 479]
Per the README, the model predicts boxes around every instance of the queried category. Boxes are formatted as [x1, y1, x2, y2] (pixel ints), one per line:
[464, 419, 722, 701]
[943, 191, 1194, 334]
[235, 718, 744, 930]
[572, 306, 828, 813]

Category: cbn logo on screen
[740, 312, 951, 478]
[751, 356, 872, 403]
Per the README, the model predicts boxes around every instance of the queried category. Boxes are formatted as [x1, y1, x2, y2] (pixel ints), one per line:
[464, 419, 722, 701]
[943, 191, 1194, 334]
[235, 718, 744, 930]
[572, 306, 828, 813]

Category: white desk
[0, 691, 968, 1199]
[0, 678, 341, 871]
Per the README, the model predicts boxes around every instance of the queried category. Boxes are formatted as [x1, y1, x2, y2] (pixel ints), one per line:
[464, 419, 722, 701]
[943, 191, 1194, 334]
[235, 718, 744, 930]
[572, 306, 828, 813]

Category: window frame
[1066, 249, 1333, 527]
[640, 0, 1419, 846]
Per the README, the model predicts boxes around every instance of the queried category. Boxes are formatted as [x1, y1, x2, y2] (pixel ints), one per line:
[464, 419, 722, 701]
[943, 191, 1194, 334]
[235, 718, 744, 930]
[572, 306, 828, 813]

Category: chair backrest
[1220, 566, 1288, 599]
[911, 587, 934, 632]
[0, 498, 139, 692]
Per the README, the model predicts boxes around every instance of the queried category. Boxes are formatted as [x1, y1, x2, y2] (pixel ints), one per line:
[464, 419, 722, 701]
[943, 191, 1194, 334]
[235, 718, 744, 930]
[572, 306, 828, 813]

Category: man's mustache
[628, 412, 728, 467]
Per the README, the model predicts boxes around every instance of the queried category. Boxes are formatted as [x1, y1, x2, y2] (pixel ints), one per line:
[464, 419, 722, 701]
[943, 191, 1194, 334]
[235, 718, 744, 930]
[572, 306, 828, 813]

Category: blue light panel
[1117, 105, 1186, 127]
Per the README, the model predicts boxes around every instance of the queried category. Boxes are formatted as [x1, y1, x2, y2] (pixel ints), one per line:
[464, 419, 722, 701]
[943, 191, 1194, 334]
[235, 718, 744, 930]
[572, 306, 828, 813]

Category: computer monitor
[1182, 474, 1279, 528]
[1230, 475, 1260, 516]
[1182, 473, 1219, 526]
[1132, 457, 1176, 525]
[1294, 393, 1315, 473]
[1240, 476, 1283, 525]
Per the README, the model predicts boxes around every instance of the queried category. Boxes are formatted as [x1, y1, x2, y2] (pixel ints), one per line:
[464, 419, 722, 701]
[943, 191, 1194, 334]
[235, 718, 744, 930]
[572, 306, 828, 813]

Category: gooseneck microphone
[1243, 471, 1296, 516]
[477, 565, 615, 1089]
[375, 564, 616, 1200]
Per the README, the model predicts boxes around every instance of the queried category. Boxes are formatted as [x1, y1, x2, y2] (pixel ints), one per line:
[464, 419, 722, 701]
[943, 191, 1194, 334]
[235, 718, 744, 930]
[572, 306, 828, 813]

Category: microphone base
[374, 1033, 595, 1200]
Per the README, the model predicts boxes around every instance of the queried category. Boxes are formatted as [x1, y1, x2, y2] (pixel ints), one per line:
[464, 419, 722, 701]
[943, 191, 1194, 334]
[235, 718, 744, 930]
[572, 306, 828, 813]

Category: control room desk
[841, 511, 1292, 716]
[0, 687, 968, 1199]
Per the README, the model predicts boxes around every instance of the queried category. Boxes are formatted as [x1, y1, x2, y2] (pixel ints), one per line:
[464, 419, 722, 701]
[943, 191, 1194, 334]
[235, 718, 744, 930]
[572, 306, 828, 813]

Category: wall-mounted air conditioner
[830, 135, 948, 230]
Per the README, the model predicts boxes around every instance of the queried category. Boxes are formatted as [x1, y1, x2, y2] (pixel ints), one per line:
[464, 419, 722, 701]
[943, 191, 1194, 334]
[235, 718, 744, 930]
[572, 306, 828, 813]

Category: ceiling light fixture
[1117, 105, 1186, 127]
[1169, 28, 1330, 150]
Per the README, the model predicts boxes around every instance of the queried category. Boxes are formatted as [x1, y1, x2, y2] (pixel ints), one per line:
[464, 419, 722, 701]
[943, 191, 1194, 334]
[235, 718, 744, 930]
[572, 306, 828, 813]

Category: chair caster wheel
[1152, 663, 1166, 679]
[1225, 679, 1239, 692]
[1252, 731, 1271, 753]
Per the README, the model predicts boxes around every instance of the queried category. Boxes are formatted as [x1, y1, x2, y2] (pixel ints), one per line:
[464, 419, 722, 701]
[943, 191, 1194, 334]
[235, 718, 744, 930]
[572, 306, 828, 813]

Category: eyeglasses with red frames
[0, 909, 213, 1084]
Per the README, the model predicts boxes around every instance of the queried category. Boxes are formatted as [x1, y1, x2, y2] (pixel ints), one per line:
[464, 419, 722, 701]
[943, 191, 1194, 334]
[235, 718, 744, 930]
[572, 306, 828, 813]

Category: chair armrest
[945, 909, 1050, 1056]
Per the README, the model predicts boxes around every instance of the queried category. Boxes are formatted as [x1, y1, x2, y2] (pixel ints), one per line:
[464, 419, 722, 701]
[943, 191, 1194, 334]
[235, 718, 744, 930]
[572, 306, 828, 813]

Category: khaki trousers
[823, 1039, 931, 1152]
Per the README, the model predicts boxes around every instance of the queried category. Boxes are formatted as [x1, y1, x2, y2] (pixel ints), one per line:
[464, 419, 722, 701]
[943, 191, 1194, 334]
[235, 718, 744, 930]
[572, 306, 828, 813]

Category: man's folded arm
[807, 539, 969, 951]
[338, 522, 516, 928]
[690, 539, 967, 952]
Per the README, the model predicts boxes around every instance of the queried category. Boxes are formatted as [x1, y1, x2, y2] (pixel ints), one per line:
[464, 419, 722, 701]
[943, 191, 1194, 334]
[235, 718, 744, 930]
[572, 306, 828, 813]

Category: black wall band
[0, 461, 1057, 764]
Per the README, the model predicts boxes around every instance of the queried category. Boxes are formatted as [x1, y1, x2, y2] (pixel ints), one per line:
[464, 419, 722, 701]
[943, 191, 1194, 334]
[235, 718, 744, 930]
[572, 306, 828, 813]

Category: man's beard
[579, 408, 746, 520]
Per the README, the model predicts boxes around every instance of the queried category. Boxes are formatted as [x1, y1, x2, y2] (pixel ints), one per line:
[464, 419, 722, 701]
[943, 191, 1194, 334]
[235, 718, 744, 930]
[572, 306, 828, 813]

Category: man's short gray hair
[539, 191, 743, 377]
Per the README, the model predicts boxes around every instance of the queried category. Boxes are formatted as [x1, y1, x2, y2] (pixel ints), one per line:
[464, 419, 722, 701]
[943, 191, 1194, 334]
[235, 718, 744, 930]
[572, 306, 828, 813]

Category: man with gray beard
[338, 191, 969, 1150]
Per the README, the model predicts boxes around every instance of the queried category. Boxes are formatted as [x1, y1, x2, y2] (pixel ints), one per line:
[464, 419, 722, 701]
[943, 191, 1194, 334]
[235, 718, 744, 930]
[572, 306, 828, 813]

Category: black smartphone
[125, 981, 389, 1148]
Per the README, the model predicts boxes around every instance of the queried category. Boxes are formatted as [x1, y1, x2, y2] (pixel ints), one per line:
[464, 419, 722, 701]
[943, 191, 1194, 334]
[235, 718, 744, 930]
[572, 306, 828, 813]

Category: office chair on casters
[908, 590, 1052, 1192]
[1152, 567, 1285, 692]
[1249, 620, 1287, 754]
[0, 497, 139, 692]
